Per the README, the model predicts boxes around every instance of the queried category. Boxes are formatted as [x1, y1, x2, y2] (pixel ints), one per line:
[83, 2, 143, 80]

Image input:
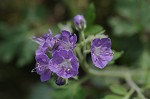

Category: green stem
[84, 49, 90, 54]
[78, 75, 89, 84]
[125, 74, 147, 99]
[81, 30, 86, 58]
[76, 29, 146, 98]
[80, 30, 91, 71]
[124, 89, 134, 99]
[77, 30, 105, 47]
[88, 68, 125, 78]
[75, 47, 83, 61]
[79, 59, 147, 99]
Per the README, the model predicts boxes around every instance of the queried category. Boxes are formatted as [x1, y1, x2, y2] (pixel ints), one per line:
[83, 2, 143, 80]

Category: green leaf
[109, 50, 124, 65]
[58, 22, 72, 33]
[50, 82, 86, 99]
[85, 3, 95, 27]
[0, 33, 24, 62]
[91, 76, 119, 88]
[27, 83, 51, 99]
[113, 51, 124, 59]
[110, 0, 150, 36]
[109, 84, 127, 95]
[85, 25, 104, 36]
[134, 48, 150, 85]
[109, 17, 139, 37]
[139, 49, 150, 69]
[17, 39, 36, 67]
[103, 94, 123, 99]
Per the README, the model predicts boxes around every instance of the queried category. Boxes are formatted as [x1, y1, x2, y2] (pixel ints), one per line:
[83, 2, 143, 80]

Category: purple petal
[49, 50, 78, 78]
[56, 30, 77, 50]
[35, 53, 51, 76]
[91, 38, 113, 69]
[40, 69, 51, 82]
[70, 34, 77, 44]
[100, 38, 111, 48]
[71, 57, 79, 70]
[33, 29, 57, 51]
[54, 34, 61, 39]
[61, 30, 71, 41]
[51, 51, 64, 64]
[32, 36, 45, 46]
[36, 54, 49, 65]
[58, 50, 73, 59]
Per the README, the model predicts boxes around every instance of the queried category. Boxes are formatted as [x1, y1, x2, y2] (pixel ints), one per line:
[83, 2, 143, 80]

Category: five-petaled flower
[91, 38, 113, 69]
[49, 50, 78, 78]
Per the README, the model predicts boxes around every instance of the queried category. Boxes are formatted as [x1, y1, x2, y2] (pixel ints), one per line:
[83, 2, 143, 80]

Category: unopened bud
[73, 15, 86, 31]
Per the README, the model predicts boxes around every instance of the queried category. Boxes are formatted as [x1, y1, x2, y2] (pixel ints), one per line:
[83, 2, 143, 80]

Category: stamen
[31, 65, 47, 73]
[37, 63, 40, 67]
[110, 52, 114, 56]
[66, 68, 71, 74]
[31, 68, 37, 73]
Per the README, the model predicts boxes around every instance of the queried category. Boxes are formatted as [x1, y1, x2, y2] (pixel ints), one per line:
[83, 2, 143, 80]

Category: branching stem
[125, 74, 147, 99]
[76, 29, 147, 99]
[124, 89, 134, 99]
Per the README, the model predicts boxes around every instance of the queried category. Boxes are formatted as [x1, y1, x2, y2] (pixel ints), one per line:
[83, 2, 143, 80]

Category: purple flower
[33, 50, 51, 82]
[32, 29, 56, 51]
[73, 15, 86, 30]
[57, 30, 77, 50]
[32, 29, 79, 82]
[91, 38, 113, 69]
[49, 50, 78, 78]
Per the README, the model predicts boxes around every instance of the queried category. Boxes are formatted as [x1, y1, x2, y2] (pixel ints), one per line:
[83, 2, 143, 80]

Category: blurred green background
[0, 0, 150, 99]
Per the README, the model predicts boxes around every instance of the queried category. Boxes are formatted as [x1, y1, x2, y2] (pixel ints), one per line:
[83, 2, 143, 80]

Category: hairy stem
[76, 30, 146, 98]
[77, 30, 105, 47]
[81, 30, 87, 59]
[124, 89, 134, 99]
[88, 68, 125, 78]
[125, 74, 147, 99]
[84, 49, 90, 54]
[75, 47, 83, 61]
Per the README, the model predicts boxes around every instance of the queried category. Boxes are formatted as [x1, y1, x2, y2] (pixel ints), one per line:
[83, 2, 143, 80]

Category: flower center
[37, 63, 48, 71]
[58, 59, 72, 74]
[62, 41, 72, 50]
[94, 47, 101, 55]
[94, 47, 113, 56]
[60, 59, 72, 68]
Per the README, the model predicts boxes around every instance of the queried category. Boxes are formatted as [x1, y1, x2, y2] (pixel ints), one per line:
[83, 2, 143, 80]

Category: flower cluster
[32, 14, 113, 84]
[32, 30, 78, 83]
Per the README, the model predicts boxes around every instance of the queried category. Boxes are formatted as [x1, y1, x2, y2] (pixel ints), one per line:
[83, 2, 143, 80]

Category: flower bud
[55, 77, 66, 86]
[73, 15, 86, 31]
